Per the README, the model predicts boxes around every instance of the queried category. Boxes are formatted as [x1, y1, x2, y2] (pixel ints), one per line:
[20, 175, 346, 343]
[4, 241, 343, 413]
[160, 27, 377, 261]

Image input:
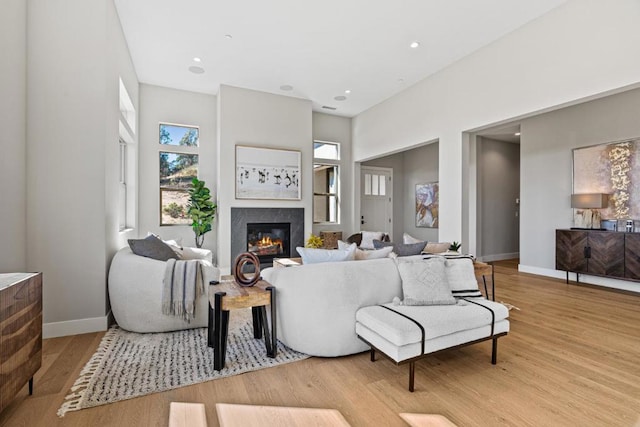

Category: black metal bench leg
[409, 362, 415, 392]
[29, 377, 33, 395]
[492, 338, 498, 365]
[370, 348, 375, 362]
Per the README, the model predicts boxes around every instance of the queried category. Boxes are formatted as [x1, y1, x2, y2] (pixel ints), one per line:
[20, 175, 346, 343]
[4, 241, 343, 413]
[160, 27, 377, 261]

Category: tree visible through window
[159, 123, 199, 225]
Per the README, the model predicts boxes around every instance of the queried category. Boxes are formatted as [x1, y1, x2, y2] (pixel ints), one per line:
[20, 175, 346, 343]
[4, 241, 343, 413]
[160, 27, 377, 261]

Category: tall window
[313, 141, 340, 224]
[159, 123, 199, 226]
[118, 78, 136, 231]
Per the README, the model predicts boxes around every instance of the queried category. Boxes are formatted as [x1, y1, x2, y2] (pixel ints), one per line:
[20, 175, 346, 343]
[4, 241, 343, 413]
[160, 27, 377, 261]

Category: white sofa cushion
[397, 257, 456, 306]
[296, 243, 356, 264]
[338, 240, 393, 260]
[360, 231, 384, 249]
[446, 257, 483, 298]
[356, 299, 509, 347]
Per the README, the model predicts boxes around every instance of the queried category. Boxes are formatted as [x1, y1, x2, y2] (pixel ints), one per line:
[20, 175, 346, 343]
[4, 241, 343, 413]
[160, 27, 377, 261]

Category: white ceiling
[114, 0, 568, 117]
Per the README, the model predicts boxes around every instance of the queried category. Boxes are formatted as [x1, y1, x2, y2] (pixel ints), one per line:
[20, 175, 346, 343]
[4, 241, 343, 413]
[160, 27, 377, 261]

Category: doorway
[473, 128, 521, 262]
[360, 166, 392, 238]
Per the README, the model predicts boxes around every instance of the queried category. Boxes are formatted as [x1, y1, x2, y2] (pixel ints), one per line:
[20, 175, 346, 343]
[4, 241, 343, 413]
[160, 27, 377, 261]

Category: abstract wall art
[236, 145, 301, 200]
[415, 182, 439, 228]
[573, 137, 640, 221]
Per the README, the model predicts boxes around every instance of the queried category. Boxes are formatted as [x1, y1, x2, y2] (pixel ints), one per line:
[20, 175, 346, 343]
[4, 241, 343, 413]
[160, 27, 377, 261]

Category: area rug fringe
[57, 328, 118, 417]
[57, 324, 309, 417]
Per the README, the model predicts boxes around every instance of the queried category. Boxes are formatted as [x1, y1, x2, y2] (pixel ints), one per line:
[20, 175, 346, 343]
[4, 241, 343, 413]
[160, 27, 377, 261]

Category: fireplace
[246, 222, 290, 264]
[230, 208, 304, 269]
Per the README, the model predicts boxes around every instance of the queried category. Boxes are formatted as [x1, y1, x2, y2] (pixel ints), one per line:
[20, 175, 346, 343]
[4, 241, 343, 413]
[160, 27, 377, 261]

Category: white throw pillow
[360, 231, 384, 249]
[296, 243, 356, 264]
[403, 232, 423, 244]
[338, 240, 393, 260]
[398, 257, 456, 306]
[445, 257, 482, 298]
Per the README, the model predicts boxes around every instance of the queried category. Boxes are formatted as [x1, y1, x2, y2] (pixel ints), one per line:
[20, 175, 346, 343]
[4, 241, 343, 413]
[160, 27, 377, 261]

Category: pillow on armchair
[128, 235, 178, 261]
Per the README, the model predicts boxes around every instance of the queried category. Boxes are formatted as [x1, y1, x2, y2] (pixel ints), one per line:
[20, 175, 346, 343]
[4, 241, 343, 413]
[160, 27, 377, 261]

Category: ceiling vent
[322, 105, 337, 110]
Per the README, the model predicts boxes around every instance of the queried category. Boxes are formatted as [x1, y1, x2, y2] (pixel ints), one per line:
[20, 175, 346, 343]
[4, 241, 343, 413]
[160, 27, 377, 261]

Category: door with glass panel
[360, 166, 392, 238]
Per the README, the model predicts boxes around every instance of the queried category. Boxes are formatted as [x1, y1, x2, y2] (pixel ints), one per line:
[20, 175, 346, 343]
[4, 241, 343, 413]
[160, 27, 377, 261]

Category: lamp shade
[571, 193, 609, 209]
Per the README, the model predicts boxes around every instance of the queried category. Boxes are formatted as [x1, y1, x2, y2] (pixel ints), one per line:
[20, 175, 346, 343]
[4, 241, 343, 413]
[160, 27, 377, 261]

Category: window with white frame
[313, 141, 340, 224]
[118, 78, 137, 231]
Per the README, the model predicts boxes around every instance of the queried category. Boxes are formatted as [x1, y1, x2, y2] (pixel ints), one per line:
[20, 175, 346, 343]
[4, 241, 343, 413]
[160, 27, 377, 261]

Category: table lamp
[571, 193, 609, 228]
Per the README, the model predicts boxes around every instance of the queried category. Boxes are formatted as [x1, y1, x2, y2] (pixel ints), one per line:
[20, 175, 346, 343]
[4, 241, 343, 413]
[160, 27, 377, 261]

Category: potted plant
[187, 178, 217, 248]
[449, 241, 462, 253]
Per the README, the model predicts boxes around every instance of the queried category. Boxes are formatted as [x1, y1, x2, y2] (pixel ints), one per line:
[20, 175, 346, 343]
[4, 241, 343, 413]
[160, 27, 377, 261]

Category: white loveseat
[108, 246, 220, 333]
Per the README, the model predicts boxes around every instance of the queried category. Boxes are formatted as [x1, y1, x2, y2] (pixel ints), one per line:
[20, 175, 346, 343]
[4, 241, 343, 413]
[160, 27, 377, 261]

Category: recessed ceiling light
[224, 34, 233, 39]
[280, 85, 293, 91]
[334, 95, 347, 101]
[515, 132, 521, 136]
[345, 89, 351, 94]
[188, 66, 205, 74]
[410, 41, 420, 49]
[193, 57, 201, 63]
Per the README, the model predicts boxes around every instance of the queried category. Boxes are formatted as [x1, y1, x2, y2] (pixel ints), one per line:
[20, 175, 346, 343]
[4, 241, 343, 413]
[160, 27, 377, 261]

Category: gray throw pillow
[128, 235, 178, 261]
[398, 257, 456, 306]
[373, 240, 426, 257]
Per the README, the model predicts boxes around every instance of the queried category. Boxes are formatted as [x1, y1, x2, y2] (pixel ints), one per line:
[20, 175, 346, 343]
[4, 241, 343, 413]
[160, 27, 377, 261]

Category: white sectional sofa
[261, 254, 509, 391]
[262, 257, 402, 357]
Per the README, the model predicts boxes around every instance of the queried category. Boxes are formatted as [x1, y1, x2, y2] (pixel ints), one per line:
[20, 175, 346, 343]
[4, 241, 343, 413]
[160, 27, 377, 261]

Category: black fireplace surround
[230, 208, 304, 268]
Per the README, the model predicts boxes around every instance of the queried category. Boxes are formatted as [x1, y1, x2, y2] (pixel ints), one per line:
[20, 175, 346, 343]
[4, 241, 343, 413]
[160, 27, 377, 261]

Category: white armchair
[108, 246, 219, 333]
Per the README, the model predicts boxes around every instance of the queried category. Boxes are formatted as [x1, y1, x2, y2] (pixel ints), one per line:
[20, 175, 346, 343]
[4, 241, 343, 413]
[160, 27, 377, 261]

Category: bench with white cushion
[355, 256, 510, 391]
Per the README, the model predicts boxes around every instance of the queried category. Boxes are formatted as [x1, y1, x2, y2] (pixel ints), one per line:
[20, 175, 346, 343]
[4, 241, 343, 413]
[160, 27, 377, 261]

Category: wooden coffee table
[208, 278, 276, 370]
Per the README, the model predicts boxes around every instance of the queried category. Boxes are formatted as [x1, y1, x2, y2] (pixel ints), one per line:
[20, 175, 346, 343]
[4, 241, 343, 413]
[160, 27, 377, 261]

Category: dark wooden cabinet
[0, 273, 42, 414]
[556, 229, 632, 282]
[624, 233, 640, 279]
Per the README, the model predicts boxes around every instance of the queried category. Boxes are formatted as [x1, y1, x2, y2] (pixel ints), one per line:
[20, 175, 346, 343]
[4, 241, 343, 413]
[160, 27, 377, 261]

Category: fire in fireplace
[246, 222, 291, 264]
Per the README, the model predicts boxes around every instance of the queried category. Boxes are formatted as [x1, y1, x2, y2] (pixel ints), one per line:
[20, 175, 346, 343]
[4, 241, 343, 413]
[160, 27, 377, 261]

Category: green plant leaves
[187, 177, 217, 248]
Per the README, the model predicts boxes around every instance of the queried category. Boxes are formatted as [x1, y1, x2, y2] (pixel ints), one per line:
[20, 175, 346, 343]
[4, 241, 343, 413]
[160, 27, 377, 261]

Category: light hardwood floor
[1, 260, 639, 426]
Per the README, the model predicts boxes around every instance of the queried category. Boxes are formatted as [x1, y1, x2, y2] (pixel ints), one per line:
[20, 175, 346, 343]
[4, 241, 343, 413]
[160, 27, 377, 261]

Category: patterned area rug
[57, 315, 309, 416]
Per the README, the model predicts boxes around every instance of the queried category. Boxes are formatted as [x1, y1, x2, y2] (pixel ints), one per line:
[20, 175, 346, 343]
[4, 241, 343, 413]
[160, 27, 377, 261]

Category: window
[313, 141, 340, 223]
[159, 123, 199, 225]
[118, 78, 136, 231]
[363, 173, 386, 196]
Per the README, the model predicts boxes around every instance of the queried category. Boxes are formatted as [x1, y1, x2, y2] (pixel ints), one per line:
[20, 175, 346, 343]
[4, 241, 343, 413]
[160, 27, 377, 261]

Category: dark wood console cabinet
[556, 229, 640, 282]
[0, 273, 42, 414]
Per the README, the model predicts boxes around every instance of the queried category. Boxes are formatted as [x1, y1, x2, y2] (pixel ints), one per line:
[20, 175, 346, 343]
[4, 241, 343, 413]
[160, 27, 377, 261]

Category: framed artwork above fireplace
[235, 145, 301, 200]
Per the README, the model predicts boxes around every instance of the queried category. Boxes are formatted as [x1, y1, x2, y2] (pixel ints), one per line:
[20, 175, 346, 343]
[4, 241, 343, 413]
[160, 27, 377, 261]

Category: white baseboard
[518, 264, 640, 294]
[478, 252, 519, 263]
[43, 315, 109, 339]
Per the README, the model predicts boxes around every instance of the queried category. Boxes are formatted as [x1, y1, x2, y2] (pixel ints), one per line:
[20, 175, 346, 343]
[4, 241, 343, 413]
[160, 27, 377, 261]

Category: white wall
[353, 0, 640, 247]
[26, 0, 139, 336]
[138, 84, 217, 252]
[217, 85, 312, 273]
[311, 112, 354, 237]
[520, 88, 640, 289]
[0, 0, 27, 272]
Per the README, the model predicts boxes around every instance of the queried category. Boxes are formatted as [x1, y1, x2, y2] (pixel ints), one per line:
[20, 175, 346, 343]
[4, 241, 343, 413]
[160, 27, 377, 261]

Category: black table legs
[208, 290, 277, 371]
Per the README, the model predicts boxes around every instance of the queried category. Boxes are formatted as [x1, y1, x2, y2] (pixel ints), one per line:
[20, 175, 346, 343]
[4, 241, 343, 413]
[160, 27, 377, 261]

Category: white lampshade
[571, 193, 609, 209]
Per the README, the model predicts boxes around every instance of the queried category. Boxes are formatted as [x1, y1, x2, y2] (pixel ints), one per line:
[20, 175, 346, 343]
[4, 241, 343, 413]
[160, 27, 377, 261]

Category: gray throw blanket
[162, 259, 206, 322]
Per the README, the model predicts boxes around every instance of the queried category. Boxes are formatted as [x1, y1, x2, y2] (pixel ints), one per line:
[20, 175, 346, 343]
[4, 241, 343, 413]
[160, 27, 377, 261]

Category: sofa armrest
[181, 247, 213, 263]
